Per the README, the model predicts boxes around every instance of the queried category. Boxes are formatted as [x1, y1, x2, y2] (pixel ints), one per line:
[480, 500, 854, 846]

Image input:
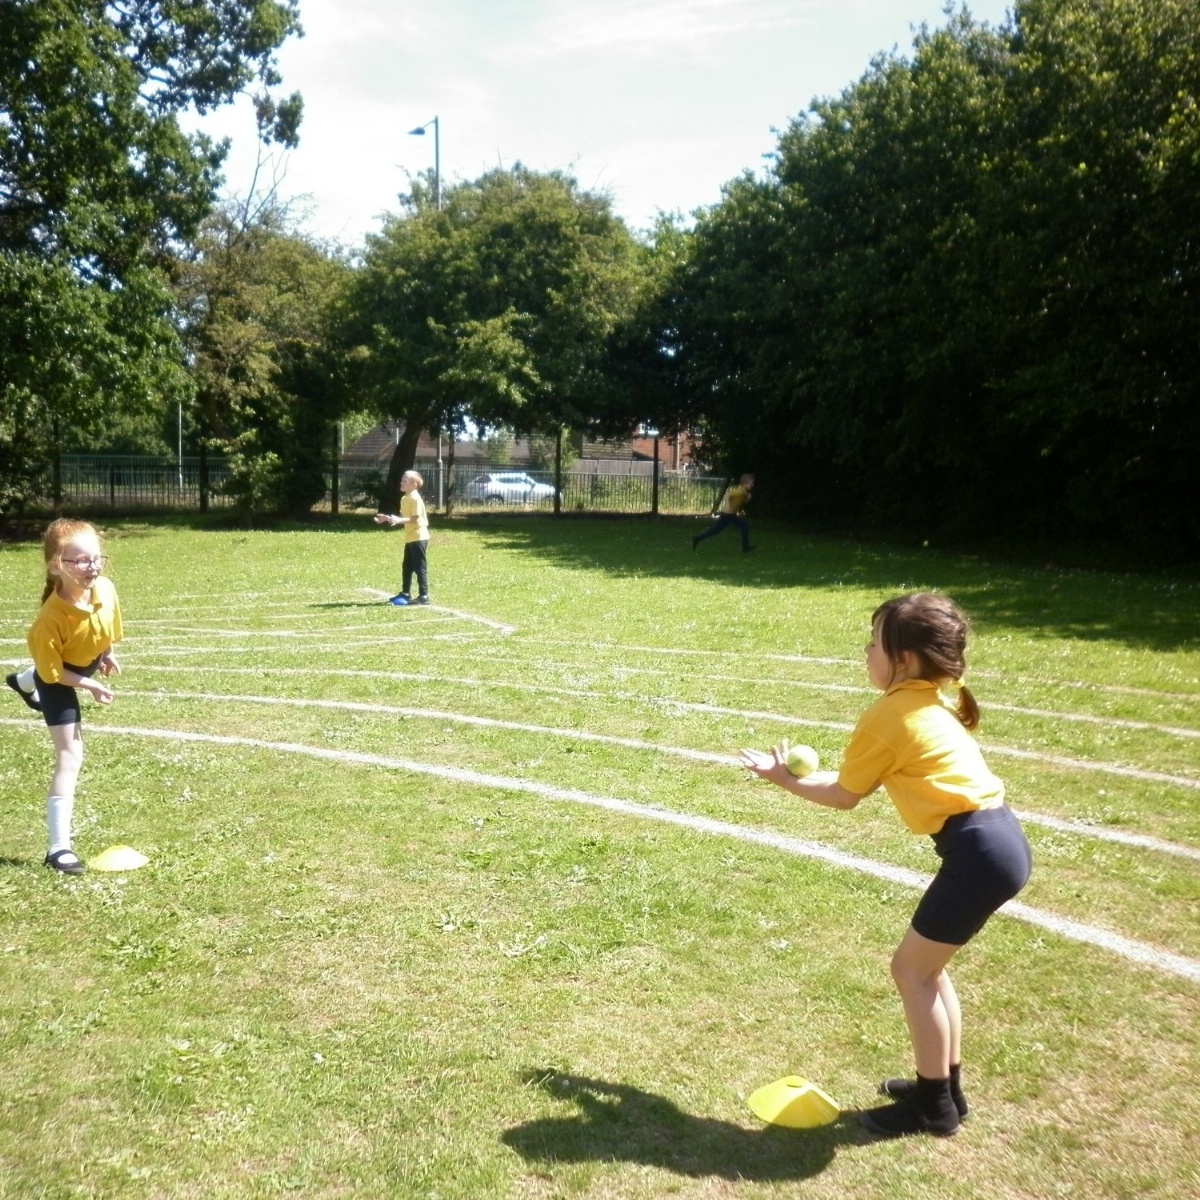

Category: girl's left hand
[99, 651, 121, 677]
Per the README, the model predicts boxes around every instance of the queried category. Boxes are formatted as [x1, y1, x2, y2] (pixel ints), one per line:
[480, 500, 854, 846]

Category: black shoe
[879, 1077, 969, 1120]
[44, 849, 85, 876]
[6, 673, 41, 712]
[414, 595, 430, 605]
[860, 1097, 959, 1139]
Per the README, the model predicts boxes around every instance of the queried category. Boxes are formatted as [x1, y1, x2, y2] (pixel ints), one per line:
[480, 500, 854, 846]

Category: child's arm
[60, 667, 114, 704]
[739, 746, 866, 811]
[98, 649, 120, 677]
[373, 513, 409, 527]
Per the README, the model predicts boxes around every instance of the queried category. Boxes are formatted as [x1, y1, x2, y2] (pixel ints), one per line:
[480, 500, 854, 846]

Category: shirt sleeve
[837, 723, 898, 796]
[110, 586, 123, 645]
[27, 614, 65, 684]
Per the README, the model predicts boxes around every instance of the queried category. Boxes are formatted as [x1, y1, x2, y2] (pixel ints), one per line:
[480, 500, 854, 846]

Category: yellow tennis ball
[784, 743, 819, 777]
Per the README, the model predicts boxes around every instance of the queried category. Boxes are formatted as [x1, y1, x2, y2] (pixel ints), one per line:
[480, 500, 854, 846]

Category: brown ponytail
[872, 593, 981, 730]
[954, 683, 981, 732]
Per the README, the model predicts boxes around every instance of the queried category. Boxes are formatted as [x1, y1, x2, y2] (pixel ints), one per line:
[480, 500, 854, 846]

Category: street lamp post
[408, 116, 440, 210]
[410, 116, 441, 501]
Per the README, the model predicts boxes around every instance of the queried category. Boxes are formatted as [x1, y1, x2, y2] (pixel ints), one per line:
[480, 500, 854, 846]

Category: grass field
[1, 515, 1198, 1199]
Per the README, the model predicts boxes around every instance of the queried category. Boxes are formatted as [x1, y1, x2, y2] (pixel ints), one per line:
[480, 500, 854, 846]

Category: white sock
[16, 666, 38, 697]
[47, 794, 74, 854]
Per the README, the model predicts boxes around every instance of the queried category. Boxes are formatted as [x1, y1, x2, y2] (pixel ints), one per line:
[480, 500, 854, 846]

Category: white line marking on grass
[119, 689, 741, 766]
[998, 900, 1200, 984]
[994, 677, 1200, 705]
[134, 618, 470, 640]
[361, 589, 515, 633]
[126, 663, 607, 700]
[4, 717, 1196, 985]
[453, 649, 1200, 740]
[521, 639, 851, 668]
[115, 688, 1200, 862]
[989, 746, 1200, 790]
[118, 664, 1200, 791]
[669, 701, 1200, 791]
[520, 639, 1200, 704]
[123, 634, 484, 656]
[1006, 811, 1200, 863]
[987, 703, 1200, 740]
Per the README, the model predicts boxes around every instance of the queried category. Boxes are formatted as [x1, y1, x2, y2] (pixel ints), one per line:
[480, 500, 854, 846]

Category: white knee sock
[47, 794, 74, 853]
[17, 666, 38, 697]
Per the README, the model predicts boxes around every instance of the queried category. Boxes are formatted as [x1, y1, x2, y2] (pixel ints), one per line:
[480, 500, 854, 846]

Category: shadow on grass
[307, 601, 385, 610]
[462, 517, 1200, 653]
[502, 1069, 872, 1182]
[7, 512, 1195, 651]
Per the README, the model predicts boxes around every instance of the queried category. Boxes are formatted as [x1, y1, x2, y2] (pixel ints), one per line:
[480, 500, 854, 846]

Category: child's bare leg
[861, 926, 964, 1136]
[936, 968, 962, 1067]
[889, 926, 961, 1078]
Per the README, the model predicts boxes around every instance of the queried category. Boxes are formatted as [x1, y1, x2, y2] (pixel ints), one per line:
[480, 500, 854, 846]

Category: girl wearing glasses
[8, 519, 123, 875]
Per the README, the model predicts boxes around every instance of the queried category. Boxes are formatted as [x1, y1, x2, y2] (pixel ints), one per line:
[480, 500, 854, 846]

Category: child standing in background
[12, 519, 123, 875]
[740, 593, 1031, 1138]
[374, 469, 430, 606]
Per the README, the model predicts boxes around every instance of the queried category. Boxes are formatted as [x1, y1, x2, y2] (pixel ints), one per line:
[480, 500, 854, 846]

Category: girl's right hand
[84, 680, 115, 705]
[739, 746, 790, 784]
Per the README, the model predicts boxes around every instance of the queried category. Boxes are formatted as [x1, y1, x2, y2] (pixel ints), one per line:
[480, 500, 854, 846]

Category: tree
[176, 194, 351, 515]
[341, 166, 645, 509]
[676, 0, 1200, 555]
[593, 215, 698, 445]
[0, 0, 303, 511]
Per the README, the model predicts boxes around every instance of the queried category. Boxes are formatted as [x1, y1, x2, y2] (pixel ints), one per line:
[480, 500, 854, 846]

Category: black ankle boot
[861, 1074, 960, 1138]
[879, 1062, 969, 1119]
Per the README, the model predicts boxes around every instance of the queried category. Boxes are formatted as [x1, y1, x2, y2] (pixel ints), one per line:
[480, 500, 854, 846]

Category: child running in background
[373, 469, 430, 606]
[692, 473, 754, 553]
[12, 519, 123, 875]
[740, 593, 1031, 1138]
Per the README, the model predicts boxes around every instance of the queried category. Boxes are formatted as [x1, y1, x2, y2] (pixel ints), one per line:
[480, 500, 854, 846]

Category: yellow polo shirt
[837, 679, 1004, 835]
[401, 490, 429, 544]
[27, 576, 123, 684]
[720, 485, 750, 515]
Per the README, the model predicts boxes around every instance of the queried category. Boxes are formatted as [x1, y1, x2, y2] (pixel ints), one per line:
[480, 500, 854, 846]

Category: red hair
[41, 518, 100, 603]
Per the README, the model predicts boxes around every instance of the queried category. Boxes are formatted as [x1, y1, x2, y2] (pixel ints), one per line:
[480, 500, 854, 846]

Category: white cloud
[192, 0, 1014, 243]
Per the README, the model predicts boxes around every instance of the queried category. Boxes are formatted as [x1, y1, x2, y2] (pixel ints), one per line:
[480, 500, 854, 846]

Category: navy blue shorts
[911, 806, 1032, 946]
[36, 657, 102, 728]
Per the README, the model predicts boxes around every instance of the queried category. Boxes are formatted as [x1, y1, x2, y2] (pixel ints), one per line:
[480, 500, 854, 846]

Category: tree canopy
[0, 0, 302, 508]
[3, 0, 1197, 560]
[671, 0, 1200, 553]
[339, 165, 646, 507]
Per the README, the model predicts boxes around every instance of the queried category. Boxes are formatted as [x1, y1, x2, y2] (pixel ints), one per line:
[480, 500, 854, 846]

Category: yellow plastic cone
[748, 1075, 840, 1128]
[89, 845, 149, 872]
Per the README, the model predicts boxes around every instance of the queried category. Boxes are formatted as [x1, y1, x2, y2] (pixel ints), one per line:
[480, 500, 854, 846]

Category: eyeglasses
[62, 556, 108, 568]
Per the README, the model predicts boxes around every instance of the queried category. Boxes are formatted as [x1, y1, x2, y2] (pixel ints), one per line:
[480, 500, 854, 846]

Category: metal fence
[56, 455, 235, 509]
[47, 454, 725, 517]
[342, 457, 725, 516]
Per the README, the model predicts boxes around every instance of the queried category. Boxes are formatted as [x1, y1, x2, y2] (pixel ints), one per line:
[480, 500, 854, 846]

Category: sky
[193, 0, 1014, 247]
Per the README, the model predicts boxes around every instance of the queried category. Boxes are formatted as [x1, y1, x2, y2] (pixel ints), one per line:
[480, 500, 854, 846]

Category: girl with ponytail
[741, 592, 1031, 1138]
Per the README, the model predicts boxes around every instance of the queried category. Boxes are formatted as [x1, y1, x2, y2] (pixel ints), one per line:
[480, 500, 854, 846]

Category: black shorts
[36, 656, 102, 728]
[911, 806, 1032, 946]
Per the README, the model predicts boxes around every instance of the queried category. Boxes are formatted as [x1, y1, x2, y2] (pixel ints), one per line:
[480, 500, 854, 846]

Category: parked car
[461, 471, 557, 504]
